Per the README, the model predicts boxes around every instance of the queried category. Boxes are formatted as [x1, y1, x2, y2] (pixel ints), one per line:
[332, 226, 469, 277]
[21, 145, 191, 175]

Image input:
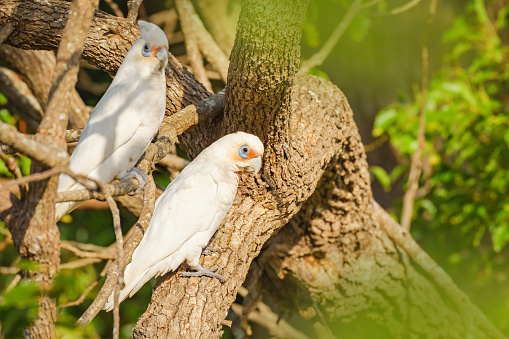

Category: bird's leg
[202, 246, 221, 255]
[180, 264, 226, 283]
[122, 167, 148, 195]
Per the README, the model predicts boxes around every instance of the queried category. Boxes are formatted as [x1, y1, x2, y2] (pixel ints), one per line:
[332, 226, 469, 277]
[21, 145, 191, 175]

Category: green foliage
[375, 0, 509, 252]
[370, 165, 391, 191]
[0, 281, 40, 338]
[348, 16, 372, 42]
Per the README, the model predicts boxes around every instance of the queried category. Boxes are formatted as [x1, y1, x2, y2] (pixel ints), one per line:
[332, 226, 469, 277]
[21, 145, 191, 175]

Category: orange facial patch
[151, 45, 163, 57]
[248, 148, 260, 159]
[233, 144, 260, 161]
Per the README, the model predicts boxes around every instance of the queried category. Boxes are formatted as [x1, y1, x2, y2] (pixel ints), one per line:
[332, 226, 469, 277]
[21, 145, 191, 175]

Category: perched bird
[55, 21, 169, 221]
[103, 132, 264, 311]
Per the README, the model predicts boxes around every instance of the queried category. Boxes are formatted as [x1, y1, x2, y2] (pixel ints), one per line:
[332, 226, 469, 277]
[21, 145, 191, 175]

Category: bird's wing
[124, 171, 223, 279]
[66, 81, 146, 181]
[105, 170, 232, 310]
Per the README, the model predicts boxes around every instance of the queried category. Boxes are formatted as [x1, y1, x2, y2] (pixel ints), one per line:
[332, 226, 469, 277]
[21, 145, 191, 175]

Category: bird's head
[211, 132, 264, 175]
[129, 21, 169, 75]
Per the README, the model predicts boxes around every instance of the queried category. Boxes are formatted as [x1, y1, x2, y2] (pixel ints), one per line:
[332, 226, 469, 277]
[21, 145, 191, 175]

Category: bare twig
[299, 0, 363, 74]
[0, 22, 15, 46]
[158, 153, 189, 172]
[60, 261, 109, 308]
[0, 148, 26, 198]
[78, 176, 156, 325]
[60, 258, 102, 270]
[105, 192, 123, 339]
[62, 240, 114, 254]
[60, 280, 98, 308]
[0, 166, 98, 191]
[5, 271, 22, 292]
[158, 153, 189, 180]
[299, 0, 420, 76]
[0, 225, 10, 237]
[376, 202, 505, 339]
[61, 241, 115, 260]
[0, 266, 18, 274]
[0, 149, 22, 180]
[76, 69, 109, 95]
[104, 0, 124, 17]
[176, 0, 213, 91]
[176, 0, 229, 83]
[400, 0, 437, 230]
[127, 0, 143, 23]
[360, 0, 383, 10]
[390, 0, 422, 15]
[400, 47, 428, 230]
[149, 9, 178, 38]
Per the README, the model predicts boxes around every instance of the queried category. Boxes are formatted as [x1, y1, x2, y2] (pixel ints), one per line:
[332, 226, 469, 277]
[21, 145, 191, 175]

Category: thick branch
[0, 66, 43, 131]
[377, 202, 505, 339]
[0, 46, 92, 129]
[0, 189, 22, 233]
[248, 76, 502, 338]
[133, 1, 314, 337]
[1, 127, 83, 156]
[0, 21, 15, 45]
[0, 121, 69, 167]
[14, 1, 99, 337]
[0, 0, 211, 115]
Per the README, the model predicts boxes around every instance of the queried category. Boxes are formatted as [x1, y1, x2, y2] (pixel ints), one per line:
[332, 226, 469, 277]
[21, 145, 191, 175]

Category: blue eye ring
[238, 145, 250, 158]
[141, 43, 152, 57]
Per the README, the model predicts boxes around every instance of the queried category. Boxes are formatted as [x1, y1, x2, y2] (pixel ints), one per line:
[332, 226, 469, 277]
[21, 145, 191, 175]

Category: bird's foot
[180, 264, 226, 283]
[202, 246, 221, 255]
[122, 168, 148, 195]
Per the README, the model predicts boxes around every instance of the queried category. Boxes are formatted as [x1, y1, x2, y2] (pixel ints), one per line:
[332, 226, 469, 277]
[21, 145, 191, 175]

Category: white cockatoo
[55, 21, 169, 221]
[103, 132, 264, 311]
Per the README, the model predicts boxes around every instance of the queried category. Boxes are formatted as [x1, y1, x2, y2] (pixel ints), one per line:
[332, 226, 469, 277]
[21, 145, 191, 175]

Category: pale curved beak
[156, 47, 168, 70]
[251, 156, 262, 175]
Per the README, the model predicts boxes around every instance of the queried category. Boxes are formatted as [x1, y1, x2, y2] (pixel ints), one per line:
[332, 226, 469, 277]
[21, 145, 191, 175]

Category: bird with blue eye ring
[54, 20, 170, 221]
[142, 43, 152, 57]
[238, 145, 250, 158]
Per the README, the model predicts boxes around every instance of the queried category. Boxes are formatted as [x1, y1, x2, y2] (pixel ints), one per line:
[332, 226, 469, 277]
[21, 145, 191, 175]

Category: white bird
[103, 132, 264, 311]
[55, 21, 169, 221]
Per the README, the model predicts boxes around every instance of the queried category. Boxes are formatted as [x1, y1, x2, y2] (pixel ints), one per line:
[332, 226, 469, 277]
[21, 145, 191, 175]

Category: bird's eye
[141, 43, 152, 57]
[238, 145, 250, 158]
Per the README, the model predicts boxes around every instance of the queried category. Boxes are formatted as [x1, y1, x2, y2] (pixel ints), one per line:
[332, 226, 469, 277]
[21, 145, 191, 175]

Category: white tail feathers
[103, 261, 169, 312]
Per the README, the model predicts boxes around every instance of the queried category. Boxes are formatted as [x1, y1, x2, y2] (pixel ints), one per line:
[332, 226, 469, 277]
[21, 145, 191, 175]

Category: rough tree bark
[0, 0, 504, 338]
[0, 46, 92, 129]
[4, 0, 99, 337]
[247, 75, 497, 338]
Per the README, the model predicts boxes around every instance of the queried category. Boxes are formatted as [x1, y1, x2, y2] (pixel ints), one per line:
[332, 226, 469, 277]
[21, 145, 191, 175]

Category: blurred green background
[1, 0, 509, 338]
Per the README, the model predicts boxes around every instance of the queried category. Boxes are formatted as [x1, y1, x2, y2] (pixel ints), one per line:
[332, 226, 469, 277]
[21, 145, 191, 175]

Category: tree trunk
[247, 76, 499, 338]
[0, 1, 503, 338]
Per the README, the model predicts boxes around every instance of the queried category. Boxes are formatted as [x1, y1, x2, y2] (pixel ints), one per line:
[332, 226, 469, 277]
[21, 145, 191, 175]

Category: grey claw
[122, 168, 148, 195]
[180, 264, 225, 283]
[202, 246, 221, 255]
